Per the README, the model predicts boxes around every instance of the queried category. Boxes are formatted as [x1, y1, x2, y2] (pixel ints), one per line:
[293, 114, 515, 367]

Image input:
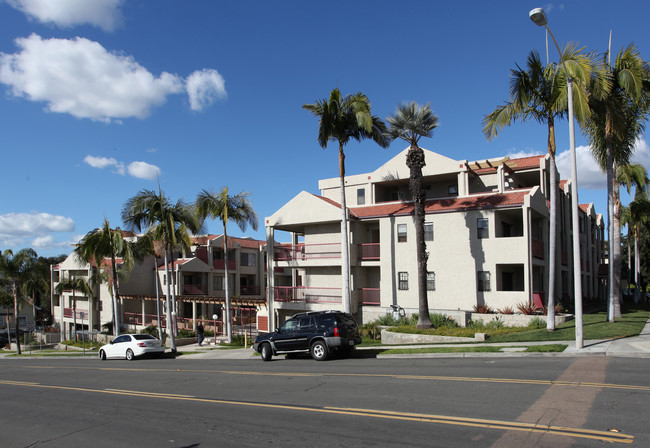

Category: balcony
[357, 243, 380, 260]
[182, 284, 207, 295]
[63, 308, 90, 319]
[213, 259, 236, 270]
[274, 243, 341, 261]
[240, 285, 261, 295]
[273, 286, 341, 304]
[357, 288, 380, 305]
[532, 238, 544, 260]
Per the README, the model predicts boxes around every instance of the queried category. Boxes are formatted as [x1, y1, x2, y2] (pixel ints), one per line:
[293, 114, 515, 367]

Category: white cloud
[631, 138, 650, 169]
[7, 0, 124, 31]
[84, 155, 160, 180]
[0, 212, 75, 248]
[186, 68, 227, 111]
[0, 34, 184, 122]
[127, 161, 160, 180]
[84, 155, 125, 175]
[555, 145, 606, 190]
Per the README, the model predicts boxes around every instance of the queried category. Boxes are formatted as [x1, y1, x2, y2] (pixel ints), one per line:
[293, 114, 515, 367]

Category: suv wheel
[310, 340, 328, 361]
[260, 343, 272, 361]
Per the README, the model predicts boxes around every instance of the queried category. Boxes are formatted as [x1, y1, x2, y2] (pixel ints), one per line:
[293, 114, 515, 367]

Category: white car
[99, 334, 165, 361]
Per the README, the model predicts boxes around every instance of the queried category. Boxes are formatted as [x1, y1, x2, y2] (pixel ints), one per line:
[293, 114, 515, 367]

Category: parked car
[253, 310, 362, 361]
[0, 334, 8, 348]
[99, 334, 165, 361]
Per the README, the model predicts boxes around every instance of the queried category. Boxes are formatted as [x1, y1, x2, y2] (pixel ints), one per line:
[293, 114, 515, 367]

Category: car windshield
[133, 334, 156, 340]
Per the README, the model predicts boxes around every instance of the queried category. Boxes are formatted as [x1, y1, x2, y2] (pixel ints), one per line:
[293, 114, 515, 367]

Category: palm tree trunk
[338, 145, 351, 314]
[607, 144, 615, 321]
[635, 226, 641, 303]
[72, 288, 77, 342]
[170, 249, 178, 337]
[407, 146, 432, 329]
[163, 248, 176, 351]
[224, 229, 233, 343]
[547, 154, 557, 330]
[613, 170, 622, 318]
[110, 256, 120, 335]
[13, 284, 21, 354]
[154, 258, 162, 340]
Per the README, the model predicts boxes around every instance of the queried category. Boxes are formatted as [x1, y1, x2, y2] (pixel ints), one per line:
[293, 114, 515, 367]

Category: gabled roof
[470, 154, 544, 174]
[350, 190, 529, 219]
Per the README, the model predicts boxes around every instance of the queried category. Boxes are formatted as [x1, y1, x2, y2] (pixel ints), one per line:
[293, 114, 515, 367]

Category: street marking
[0, 379, 634, 444]
[14, 364, 650, 392]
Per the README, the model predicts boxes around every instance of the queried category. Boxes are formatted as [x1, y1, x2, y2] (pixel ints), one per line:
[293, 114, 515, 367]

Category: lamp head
[529, 8, 548, 27]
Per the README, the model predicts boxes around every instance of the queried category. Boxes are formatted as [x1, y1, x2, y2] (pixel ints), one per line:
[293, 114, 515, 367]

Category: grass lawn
[487, 307, 650, 343]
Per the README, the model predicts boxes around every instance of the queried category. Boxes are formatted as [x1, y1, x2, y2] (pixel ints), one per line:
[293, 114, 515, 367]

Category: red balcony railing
[182, 284, 207, 295]
[274, 286, 341, 304]
[357, 243, 380, 260]
[274, 243, 341, 261]
[240, 285, 261, 295]
[532, 238, 544, 259]
[213, 259, 237, 270]
[358, 288, 380, 305]
[63, 308, 89, 319]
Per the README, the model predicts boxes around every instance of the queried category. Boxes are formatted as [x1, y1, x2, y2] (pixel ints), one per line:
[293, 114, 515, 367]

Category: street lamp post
[529, 7, 584, 349]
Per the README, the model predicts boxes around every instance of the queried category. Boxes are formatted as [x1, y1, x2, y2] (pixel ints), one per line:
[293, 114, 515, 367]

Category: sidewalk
[177, 320, 650, 360]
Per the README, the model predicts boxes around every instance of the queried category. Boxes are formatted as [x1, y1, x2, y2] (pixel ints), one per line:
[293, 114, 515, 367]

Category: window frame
[478, 271, 491, 292]
[426, 271, 435, 291]
[424, 222, 434, 242]
[398, 272, 409, 290]
[477, 218, 489, 239]
[357, 188, 365, 205]
[397, 223, 407, 243]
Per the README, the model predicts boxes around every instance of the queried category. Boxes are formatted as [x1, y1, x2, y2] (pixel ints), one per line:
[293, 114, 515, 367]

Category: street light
[529, 7, 584, 349]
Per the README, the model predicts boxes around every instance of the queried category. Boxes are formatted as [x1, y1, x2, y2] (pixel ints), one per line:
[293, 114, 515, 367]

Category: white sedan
[99, 334, 165, 360]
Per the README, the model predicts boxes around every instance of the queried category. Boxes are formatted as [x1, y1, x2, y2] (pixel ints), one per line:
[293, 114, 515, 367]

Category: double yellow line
[0, 379, 634, 444]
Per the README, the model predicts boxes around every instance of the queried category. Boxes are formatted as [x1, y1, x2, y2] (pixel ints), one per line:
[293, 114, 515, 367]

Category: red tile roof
[472, 155, 544, 174]
[350, 190, 529, 219]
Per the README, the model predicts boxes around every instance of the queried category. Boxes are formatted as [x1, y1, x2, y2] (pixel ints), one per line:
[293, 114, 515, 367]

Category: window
[448, 185, 458, 196]
[427, 272, 435, 291]
[424, 222, 434, 241]
[477, 218, 489, 239]
[357, 188, 365, 205]
[478, 271, 491, 291]
[398, 272, 409, 290]
[214, 275, 223, 290]
[397, 224, 407, 242]
[240, 252, 256, 267]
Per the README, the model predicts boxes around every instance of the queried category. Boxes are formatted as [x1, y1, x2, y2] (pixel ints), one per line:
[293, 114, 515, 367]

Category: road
[1, 355, 648, 447]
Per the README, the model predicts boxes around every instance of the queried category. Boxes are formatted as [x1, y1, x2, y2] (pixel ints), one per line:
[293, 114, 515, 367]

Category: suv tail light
[334, 326, 340, 337]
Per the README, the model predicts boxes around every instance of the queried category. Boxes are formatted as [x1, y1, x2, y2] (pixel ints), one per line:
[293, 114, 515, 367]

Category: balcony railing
[274, 243, 341, 261]
[357, 243, 380, 260]
[532, 238, 544, 259]
[273, 286, 342, 304]
[358, 288, 380, 305]
[63, 308, 90, 319]
[240, 285, 261, 295]
[213, 259, 237, 270]
[182, 284, 207, 295]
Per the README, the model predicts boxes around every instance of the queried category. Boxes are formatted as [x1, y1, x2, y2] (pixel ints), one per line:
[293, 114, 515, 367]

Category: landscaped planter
[468, 313, 573, 327]
[381, 329, 486, 345]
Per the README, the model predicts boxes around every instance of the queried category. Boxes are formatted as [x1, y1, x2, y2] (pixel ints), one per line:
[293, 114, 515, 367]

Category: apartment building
[263, 147, 605, 328]
[52, 234, 268, 339]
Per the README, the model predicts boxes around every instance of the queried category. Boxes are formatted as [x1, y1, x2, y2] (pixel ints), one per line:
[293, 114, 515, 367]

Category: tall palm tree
[386, 102, 439, 329]
[122, 189, 202, 351]
[303, 88, 389, 312]
[584, 44, 650, 320]
[628, 197, 650, 301]
[483, 45, 595, 330]
[196, 187, 258, 343]
[0, 248, 38, 354]
[75, 218, 136, 336]
[54, 274, 93, 341]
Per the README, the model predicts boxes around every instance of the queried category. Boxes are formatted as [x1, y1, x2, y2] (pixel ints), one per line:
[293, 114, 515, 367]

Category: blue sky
[1, 0, 649, 258]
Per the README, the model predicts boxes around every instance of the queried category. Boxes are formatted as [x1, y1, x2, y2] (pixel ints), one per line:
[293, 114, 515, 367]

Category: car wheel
[126, 349, 134, 361]
[99, 350, 106, 361]
[310, 340, 328, 361]
[260, 343, 272, 361]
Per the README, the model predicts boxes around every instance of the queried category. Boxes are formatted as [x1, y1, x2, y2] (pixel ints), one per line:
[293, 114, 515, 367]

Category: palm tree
[75, 218, 137, 336]
[196, 187, 258, 343]
[618, 163, 649, 303]
[583, 44, 650, 320]
[303, 88, 389, 312]
[122, 189, 202, 351]
[0, 248, 38, 354]
[483, 45, 595, 330]
[54, 274, 93, 341]
[386, 102, 439, 329]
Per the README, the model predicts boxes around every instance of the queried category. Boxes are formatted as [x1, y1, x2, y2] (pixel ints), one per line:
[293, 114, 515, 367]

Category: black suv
[253, 310, 362, 361]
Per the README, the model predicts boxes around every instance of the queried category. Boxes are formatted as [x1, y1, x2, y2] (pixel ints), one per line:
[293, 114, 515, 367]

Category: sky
[1, 0, 649, 258]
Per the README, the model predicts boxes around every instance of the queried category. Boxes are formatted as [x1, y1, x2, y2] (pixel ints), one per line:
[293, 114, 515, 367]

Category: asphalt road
[1, 356, 649, 447]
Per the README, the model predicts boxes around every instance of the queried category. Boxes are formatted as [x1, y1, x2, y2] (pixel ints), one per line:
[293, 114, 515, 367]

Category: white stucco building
[263, 148, 606, 329]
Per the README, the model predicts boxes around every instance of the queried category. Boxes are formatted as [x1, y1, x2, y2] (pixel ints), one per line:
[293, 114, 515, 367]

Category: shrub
[178, 329, 195, 338]
[497, 306, 514, 315]
[361, 322, 381, 340]
[140, 325, 166, 343]
[527, 317, 545, 329]
[430, 313, 458, 328]
[517, 302, 537, 315]
[473, 304, 494, 314]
